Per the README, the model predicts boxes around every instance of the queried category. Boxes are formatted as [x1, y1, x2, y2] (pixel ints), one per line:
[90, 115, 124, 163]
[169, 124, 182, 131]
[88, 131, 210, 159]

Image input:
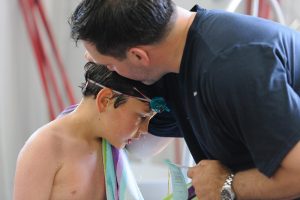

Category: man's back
[178, 5, 300, 176]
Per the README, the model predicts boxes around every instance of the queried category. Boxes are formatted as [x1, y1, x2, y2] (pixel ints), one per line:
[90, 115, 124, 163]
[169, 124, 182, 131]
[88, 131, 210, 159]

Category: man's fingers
[187, 167, 195, 178]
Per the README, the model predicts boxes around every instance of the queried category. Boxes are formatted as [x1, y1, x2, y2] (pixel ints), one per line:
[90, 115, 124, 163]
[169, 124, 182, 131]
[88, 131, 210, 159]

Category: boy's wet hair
[80, 62, 149, 108]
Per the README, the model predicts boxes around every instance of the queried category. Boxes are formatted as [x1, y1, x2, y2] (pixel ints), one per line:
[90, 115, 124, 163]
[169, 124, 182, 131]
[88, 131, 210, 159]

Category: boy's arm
[13, 131, 61, 200]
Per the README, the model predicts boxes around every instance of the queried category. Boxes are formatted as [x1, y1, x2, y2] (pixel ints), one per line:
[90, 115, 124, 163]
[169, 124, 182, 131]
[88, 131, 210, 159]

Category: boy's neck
[62, 99, 103, 143]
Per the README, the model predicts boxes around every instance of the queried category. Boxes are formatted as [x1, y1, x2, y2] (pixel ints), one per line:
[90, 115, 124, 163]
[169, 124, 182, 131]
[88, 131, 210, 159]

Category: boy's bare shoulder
[18, 118, 68, 162]
[14, 118, 75, 200]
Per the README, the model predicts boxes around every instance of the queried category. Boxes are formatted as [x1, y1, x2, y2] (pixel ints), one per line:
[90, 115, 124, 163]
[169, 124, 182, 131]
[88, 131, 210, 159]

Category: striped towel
[102, 139, 144, 200]
[57, 104, 78, 118]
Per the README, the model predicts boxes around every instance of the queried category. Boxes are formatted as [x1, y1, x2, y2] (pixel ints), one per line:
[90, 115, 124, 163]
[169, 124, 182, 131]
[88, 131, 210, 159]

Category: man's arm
[234, 141, 300, 199]
[13, 130, 61, 200]
[187, 141, 300, 200]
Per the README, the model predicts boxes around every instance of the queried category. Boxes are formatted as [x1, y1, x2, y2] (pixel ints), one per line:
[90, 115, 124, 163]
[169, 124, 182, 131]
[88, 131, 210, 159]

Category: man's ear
[127, 47, 150, 66]
[95, 88, 113, 112]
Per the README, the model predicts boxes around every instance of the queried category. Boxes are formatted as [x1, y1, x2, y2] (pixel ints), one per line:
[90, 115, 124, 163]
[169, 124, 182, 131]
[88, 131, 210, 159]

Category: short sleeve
[207, 44, 300, 176]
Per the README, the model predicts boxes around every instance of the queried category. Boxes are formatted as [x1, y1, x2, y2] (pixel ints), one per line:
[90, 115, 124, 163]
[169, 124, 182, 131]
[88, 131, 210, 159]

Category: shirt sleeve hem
[260, 135, 300, 177]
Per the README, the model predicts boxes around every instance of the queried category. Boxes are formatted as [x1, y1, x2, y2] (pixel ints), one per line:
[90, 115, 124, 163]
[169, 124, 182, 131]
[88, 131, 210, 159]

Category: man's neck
[149, 6, 196, 74]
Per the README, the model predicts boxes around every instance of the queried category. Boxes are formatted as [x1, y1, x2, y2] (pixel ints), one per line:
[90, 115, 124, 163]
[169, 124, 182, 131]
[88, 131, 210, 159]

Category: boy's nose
[140, 120, 150, 133]
[133, 120, 150, 138]
[132, 131, 147, 139]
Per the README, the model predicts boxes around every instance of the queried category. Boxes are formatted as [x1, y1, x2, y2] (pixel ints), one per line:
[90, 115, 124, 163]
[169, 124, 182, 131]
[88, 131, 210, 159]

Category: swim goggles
[87, 79, 170, 113]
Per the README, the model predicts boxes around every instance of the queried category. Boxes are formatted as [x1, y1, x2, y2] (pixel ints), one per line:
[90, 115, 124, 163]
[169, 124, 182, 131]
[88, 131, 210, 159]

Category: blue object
[150, 97, 170, 113]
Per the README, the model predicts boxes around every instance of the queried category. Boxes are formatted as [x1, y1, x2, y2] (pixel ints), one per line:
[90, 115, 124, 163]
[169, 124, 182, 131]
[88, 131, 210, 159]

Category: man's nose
[106, 65, 115, 71]
[84, 51, 94, 62]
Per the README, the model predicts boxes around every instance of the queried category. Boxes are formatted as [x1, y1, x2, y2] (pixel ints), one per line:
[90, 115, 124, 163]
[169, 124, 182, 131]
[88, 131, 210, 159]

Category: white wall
[0, 1, 84, 199]
[1, 0, 299, 199]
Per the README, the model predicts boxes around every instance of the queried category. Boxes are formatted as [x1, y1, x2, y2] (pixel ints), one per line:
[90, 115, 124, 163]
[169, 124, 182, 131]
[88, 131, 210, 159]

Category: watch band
[224, 173, 234, 187]
[221, 173, 235, 200]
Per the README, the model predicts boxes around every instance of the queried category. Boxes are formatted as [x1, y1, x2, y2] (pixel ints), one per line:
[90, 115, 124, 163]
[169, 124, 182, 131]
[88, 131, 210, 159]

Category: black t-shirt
[149, 5, 300, 177]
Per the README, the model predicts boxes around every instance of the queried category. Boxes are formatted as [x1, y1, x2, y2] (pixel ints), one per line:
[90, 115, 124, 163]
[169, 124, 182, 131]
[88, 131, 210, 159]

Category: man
[70, 0, 300, 199]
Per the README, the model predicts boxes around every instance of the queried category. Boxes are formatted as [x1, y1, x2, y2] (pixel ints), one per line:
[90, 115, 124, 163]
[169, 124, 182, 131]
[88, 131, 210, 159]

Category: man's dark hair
[80, 62, 149, 108]
[70, 0, 175, 59]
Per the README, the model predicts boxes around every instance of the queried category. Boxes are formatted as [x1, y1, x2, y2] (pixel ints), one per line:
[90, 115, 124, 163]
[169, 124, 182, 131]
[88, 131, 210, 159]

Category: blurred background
[1, 0, 300, 199]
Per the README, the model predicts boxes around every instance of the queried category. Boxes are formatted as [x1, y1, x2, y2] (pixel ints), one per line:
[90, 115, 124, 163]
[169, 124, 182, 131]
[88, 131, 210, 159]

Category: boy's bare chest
[50, 152, 106, 200]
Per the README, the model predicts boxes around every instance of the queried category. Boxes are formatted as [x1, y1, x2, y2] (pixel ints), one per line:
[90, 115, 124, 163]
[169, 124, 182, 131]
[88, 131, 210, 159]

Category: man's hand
[186, 142, 300, 200]
[187, 160, 230, 200]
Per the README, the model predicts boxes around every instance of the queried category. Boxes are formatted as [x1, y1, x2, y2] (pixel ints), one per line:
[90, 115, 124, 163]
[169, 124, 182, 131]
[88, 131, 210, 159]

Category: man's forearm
[234, 168, 300, 200]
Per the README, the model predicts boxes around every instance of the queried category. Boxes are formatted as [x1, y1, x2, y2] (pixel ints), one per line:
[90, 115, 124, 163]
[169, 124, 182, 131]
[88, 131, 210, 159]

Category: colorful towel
[102, 139, 144, 200]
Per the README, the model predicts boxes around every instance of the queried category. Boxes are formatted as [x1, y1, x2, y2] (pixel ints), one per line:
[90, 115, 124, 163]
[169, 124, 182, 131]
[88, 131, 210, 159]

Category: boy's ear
[127, 47, 150, 66]
[96, 88, 113, 112]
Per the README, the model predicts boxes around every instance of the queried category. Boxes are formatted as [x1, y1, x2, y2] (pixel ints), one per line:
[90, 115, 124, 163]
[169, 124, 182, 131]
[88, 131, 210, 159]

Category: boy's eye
[140, 116, 147, 121]
[139, 115, 147, 122]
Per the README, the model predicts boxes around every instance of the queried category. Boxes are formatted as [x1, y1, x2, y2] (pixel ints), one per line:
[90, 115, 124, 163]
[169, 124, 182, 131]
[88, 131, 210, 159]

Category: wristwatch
[220, 173, 235, 200]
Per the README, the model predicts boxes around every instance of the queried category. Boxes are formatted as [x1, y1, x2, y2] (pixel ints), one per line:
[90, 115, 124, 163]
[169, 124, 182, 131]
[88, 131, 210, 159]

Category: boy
[13, 62, 166, 200]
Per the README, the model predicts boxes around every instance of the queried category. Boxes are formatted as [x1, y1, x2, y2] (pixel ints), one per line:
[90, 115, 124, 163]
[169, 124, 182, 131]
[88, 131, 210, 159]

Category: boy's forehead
[138, 100, 155, 115]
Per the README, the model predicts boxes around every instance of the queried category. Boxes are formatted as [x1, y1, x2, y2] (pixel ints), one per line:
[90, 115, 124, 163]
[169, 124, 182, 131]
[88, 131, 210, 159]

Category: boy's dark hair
[80, 62, 149, 108]
[70, 0, 175, 59]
